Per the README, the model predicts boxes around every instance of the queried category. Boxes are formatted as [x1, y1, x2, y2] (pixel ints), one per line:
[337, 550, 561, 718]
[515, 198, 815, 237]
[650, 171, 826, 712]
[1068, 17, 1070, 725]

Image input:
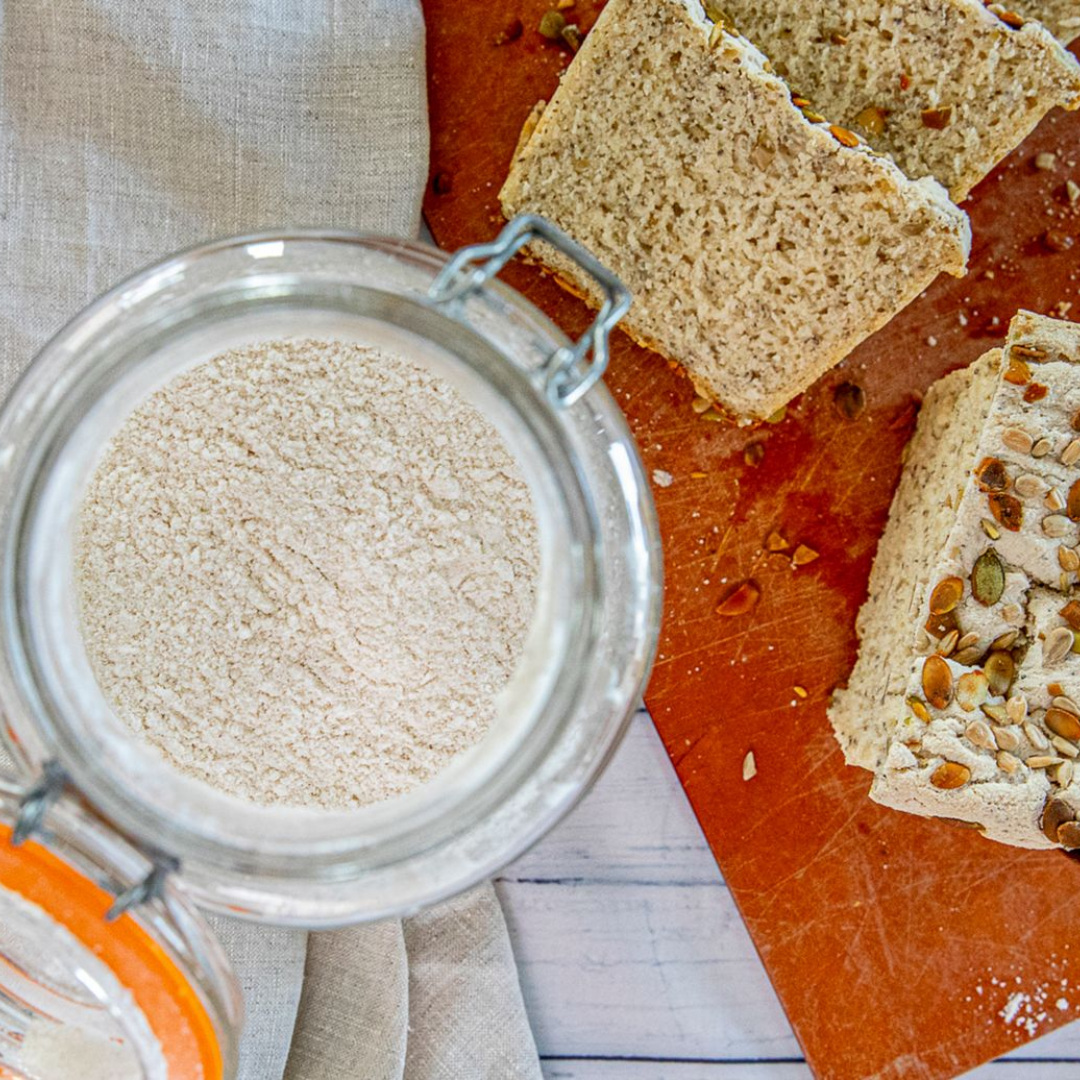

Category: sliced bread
[499, 0, 971, 421]
[718, 0, 1080, 201]
[832, 311, 1080, 849]
[1010, 1, 1080, 43]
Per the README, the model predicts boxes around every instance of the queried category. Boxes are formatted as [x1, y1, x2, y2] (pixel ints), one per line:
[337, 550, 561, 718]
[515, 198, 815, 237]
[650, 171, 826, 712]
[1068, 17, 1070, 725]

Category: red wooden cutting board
[422, 5, 1080, 1076]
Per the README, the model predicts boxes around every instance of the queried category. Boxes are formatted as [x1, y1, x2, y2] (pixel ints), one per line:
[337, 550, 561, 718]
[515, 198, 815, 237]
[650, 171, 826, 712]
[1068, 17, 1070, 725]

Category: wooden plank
[504, 711, 717, 885]
[497, 879, 801, 1061]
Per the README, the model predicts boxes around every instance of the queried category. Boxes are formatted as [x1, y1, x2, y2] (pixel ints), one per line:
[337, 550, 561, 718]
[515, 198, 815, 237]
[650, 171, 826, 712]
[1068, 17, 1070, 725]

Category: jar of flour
[0, 218, 660, 1076]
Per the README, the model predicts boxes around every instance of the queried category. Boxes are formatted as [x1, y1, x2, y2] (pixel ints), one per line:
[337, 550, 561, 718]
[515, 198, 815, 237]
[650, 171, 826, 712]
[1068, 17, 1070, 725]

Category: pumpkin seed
[930, 761, 970, 789]
[1060, 547, 1080, 572]
[1041, 794, 1075, 843]
[1046, 707, 1080, 741]
[989, 493, 1022, 531]
[971, 548, 1006, 606]
[929, 576, 964, 614]
[922, 654, 953, 709]
[1068, 479, 1080, 521]
[1060, 600, 1080, 630]
[538, 10, 566, 38]
[975, 457, 1009, 491]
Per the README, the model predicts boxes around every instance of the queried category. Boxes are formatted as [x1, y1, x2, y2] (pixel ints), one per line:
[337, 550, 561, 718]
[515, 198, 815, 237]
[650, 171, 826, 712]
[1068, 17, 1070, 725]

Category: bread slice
[719, 0, 1080, 203]
[833, 311, 1080, 849]
[499, 0, 971, 421]
[829, 350, 1001, 770]
[1011, 1, 1080, 43]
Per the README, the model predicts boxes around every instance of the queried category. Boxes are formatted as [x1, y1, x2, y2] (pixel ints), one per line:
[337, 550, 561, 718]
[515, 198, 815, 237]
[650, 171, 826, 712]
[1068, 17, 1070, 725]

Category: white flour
[76, 340, 539, 809]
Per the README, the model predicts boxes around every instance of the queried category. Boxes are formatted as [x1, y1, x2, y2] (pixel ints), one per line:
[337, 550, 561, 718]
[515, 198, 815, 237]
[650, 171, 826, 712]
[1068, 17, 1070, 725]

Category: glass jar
[0, 216, 662, 939]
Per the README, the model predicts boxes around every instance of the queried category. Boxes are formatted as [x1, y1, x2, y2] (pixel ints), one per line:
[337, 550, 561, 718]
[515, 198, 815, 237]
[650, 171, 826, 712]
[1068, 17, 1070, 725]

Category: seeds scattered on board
[971, 548, 1006, 606]
[922, 654, 953, 709]
[1044, 626, 1076, 666]
[742, 750, 757, 781]
[792, 544, 819, 567]
[716, 581, 760, 617]
[930, 761, 970, 789]
[833, 382, 866, 420]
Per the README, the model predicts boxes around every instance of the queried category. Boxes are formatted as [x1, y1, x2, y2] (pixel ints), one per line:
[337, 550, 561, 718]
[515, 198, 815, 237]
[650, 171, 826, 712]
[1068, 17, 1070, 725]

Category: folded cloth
[0, 3, 542, 1077]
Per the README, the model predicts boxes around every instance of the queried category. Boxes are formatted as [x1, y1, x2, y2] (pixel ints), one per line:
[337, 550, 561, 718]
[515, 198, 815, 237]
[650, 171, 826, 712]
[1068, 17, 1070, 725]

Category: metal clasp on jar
[428, 214, 631, 408]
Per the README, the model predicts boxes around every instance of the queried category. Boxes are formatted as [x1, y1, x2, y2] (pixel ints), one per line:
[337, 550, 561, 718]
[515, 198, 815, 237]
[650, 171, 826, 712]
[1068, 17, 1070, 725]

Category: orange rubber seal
[0, 822, 223, 1078]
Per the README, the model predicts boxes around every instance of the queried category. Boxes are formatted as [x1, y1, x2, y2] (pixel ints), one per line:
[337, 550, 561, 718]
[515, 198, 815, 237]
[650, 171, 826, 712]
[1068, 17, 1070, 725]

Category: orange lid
[0, 820, 224, 1078]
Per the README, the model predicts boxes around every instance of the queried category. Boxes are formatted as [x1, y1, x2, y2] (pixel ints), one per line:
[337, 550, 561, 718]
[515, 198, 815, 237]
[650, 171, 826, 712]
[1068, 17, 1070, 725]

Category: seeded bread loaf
[499, 0, 971, 421]
[832, 312, 1080, 849]
[1012, 1, 1080, 43]
[717, 0, 1080, 203]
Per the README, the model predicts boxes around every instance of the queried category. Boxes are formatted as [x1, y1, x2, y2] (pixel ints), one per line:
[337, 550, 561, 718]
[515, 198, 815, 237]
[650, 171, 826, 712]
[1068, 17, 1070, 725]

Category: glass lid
[0, 777, 239, 1079]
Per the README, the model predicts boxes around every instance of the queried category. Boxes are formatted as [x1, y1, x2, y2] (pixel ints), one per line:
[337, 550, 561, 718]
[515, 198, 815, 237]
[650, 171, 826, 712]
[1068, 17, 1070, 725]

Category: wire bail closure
[428, 214, 631, 408]
[12, 759, 67, 846]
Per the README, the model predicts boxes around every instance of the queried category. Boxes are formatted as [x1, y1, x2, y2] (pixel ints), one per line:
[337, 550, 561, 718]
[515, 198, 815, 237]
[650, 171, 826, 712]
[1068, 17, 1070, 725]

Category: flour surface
[76, 340, 539, 809]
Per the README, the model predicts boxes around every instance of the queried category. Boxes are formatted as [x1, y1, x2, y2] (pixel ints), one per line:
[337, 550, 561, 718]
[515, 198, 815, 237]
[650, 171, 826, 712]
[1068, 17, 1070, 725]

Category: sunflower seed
[1044, 514, 1072, 538]
[1060, 547, 1080, 572]
[930, 761, 971, 789]
[1052, 735, 1080, 758]
[1002, 427, 1034, 454]
[742, 750, 757, 780]
[956, 670, 990, 711]
[993, 725, 1021, 751]
[957, 632, 981, 651]
[997, 750, 1021, 774]
[965, 718, 996, 750]
[1063, 440, 1080, 467]
[937, 629, 959, 657]
[1045, 626, 1076, 665]
[1027, 755, 1065, 769]
[1014, 473, 1045, 499]
[1052, 695, 1080, 715]
[1051, 760, 1075, 786]
[1006, 694, 1028, 723]
[1033, 437, 1054, 458]
[1002, 603, 1025, 626]
[1047, 488, 1068, 513]
[991, 630, 1020, 651]
[1024, 721, 1049, 750]
[981, 702, 1009, 723]
[953, 646, 986, 666]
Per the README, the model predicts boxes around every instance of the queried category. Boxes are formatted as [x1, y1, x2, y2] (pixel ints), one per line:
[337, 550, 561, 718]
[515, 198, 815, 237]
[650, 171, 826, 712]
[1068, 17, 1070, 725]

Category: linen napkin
[0, 3, 542, 1077]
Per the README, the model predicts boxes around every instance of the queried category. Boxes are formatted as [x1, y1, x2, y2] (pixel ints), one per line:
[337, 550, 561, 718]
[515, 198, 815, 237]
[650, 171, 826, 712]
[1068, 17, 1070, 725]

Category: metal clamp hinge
[12, 760, 67, 846]
[106, 855, 180, 922]
[428, 214, 631, 408]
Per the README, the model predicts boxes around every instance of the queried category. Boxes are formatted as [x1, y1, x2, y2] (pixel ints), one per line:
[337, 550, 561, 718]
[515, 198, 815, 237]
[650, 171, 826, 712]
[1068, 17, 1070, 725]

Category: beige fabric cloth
[0, 4, 542, 1078]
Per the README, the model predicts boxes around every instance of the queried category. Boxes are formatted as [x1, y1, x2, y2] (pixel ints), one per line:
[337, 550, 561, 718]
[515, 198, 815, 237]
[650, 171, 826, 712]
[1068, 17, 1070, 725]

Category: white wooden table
[499, 710, 1080, 1079]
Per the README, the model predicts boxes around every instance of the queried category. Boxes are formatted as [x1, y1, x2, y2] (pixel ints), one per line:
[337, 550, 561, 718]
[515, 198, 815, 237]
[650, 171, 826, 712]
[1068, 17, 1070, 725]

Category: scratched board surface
[422, 4, 1080, 1077]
